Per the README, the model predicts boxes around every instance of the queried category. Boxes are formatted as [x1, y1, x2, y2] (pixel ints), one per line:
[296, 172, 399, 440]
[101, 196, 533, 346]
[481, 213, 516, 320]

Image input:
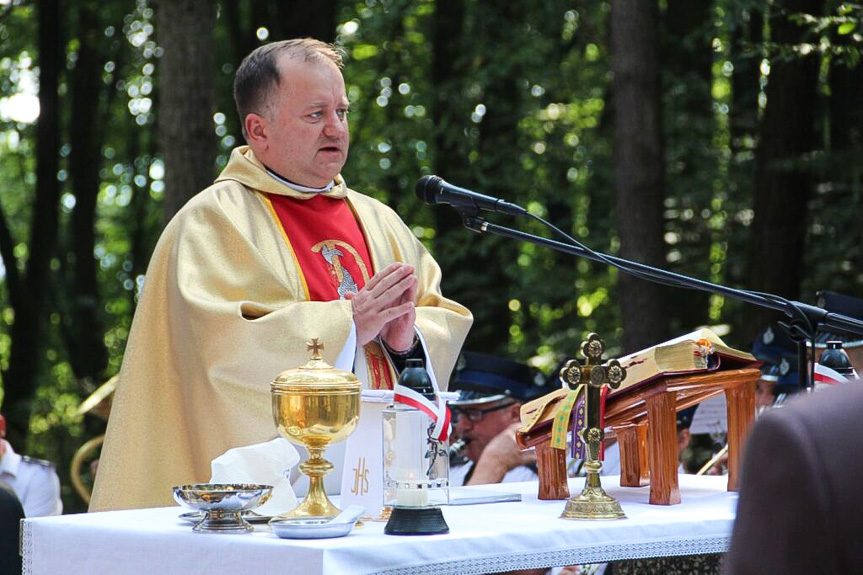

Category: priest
[90, 39, 472, 511]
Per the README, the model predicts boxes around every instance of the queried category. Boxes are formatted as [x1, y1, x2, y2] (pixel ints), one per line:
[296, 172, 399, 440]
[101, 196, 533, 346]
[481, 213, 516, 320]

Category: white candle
[391, 410, 428, 480]
[395, 487, 429, 507]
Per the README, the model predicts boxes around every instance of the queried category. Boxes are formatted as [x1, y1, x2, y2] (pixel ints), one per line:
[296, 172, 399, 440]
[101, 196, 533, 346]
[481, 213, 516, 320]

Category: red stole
[264, 193, 395, 389]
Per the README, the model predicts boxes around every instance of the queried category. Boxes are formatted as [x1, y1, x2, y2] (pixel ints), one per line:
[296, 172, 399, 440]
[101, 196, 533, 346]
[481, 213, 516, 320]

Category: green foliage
[791, 3, 863, 65]
[336, 0, 437, 225]
[0, 0, 861, 513]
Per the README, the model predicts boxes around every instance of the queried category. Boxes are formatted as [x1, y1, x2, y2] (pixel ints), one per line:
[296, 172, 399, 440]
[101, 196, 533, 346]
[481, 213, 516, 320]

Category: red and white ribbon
[394, 384, 452, 442]
[814, 363, 853, 385]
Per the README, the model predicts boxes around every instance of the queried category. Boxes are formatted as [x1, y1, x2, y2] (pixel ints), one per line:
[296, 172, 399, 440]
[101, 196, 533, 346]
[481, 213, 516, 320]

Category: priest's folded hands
[346, 262, 418, 352]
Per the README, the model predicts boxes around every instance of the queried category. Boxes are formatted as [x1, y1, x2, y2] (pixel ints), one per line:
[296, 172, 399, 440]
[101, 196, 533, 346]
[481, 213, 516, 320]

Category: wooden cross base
[516, 368, 760, 505]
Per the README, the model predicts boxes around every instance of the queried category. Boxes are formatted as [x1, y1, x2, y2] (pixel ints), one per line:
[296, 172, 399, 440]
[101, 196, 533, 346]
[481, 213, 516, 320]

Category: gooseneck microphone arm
[415, 175, 863, 391]
[462, 215, 790, 317]
[459, 214, 863, 391]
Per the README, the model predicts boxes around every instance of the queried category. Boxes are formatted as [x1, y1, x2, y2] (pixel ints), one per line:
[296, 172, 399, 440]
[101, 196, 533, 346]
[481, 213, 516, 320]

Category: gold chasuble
[90, 146, 472, 511]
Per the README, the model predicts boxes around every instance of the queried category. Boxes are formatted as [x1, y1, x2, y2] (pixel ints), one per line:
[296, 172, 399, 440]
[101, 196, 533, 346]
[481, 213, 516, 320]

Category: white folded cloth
[210, 437, 300, 516]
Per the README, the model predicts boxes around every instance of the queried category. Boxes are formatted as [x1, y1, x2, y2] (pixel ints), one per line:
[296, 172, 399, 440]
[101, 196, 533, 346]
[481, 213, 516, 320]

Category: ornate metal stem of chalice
[270, 339, 361, 519]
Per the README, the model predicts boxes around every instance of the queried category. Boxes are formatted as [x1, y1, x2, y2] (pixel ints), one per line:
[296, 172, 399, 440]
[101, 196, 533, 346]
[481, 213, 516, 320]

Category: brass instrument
[448, 438, 468, 459]
[696, 444, 728, 476]
[70, 435, 105, 504]
[70, 376, 118, 503]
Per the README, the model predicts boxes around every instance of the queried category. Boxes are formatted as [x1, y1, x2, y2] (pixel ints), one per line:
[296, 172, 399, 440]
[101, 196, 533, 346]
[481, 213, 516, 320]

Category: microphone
[415, 175, 528, 216]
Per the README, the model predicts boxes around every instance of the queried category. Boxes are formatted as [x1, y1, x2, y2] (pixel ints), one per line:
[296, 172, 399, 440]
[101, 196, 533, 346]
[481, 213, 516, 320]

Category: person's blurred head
[813, 290, 863, 372]
[234, 39, 349, 187]
[676, 406, 696, 455]
[752, 324, 800, 399]
[755, 364, 780, 411]
[448, 352, 544, 463]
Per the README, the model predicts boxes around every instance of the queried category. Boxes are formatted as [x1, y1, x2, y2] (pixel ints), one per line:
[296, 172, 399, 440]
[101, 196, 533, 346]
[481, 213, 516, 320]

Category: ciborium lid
[271, 338, 360, 392]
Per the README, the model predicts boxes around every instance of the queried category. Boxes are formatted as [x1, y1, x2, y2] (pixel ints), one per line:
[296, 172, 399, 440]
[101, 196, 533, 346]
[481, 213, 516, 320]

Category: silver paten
[269, 517, 357, 539]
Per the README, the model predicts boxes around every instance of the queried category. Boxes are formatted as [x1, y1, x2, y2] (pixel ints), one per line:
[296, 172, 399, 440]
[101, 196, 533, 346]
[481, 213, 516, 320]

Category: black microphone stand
[459, 213, 863, 392]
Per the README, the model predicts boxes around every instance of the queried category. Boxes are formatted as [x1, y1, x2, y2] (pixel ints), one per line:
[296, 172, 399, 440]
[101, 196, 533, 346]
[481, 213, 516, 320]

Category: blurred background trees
[0, 0, 860, 511]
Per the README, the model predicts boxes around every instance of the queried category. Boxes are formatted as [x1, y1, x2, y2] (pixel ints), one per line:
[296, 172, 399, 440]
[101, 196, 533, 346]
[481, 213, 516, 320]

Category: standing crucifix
[559, 333, 627, 520]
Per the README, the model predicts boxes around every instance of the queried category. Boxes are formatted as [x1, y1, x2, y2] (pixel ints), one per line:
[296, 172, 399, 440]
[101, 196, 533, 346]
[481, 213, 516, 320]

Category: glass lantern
[382, 358, 450, 535]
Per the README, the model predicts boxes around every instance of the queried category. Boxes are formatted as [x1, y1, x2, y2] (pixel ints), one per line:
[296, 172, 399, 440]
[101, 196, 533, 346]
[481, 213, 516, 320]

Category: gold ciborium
[271, 338, 361, 519]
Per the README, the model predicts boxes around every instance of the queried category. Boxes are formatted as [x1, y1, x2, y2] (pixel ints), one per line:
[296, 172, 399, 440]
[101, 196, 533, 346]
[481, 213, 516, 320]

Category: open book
[612, 327, 756, 396]
[518, 328, 757, 437]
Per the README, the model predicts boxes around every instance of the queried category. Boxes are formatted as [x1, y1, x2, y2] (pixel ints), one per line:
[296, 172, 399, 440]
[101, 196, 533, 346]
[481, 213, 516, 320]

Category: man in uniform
[0, 414, 62, 517]
[448, 352, 544, 486]
[90, 39, 472, 511]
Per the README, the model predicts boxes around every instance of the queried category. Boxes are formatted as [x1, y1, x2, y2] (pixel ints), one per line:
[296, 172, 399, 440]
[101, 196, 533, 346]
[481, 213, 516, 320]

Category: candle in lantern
[395, 487, 429, 507]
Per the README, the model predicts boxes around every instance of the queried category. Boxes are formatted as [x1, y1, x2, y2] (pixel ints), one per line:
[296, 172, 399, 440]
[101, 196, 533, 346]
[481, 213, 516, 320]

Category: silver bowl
[173, 483, 273, 533]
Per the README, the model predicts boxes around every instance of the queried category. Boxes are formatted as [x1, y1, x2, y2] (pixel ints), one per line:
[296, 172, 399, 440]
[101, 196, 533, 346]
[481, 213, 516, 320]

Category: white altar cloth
[22, 475, 736, 575]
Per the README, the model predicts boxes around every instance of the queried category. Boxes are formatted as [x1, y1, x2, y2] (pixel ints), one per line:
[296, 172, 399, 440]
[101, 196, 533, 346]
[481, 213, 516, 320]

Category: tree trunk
[431, 0, 526, 356]
[743, 0, 823, 340]
[221, 0, 253, 143]
[723, 2, 765, 329]
[729, 5, 764, 157]
[431, 0, 470, 271]
[470, 1, 526, 355]
[277, 0, 337, 43]
[611, 0, 669, 353]
[1, 0, 63, 448]
[430, 0, 483, 346]
[67, 1, 108, 383]
[662, 0, 714, 333]
[820, 32, 863, 294]
[829, 41, 863, 152]
[157, 0, 217, 225]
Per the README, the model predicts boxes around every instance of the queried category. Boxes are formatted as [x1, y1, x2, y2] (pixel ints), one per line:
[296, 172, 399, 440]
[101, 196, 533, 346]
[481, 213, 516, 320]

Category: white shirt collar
[266, 169, 335, 194]
[0, 439, 20, 477]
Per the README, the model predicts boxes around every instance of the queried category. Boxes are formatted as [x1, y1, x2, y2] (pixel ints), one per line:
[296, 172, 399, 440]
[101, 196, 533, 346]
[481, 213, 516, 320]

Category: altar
[22, 474, 736, 575]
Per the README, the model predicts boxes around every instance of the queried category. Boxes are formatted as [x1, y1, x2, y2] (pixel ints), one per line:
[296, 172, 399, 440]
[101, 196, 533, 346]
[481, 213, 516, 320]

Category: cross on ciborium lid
[307, 337, 325, 360]
[271, 337, 360, 390]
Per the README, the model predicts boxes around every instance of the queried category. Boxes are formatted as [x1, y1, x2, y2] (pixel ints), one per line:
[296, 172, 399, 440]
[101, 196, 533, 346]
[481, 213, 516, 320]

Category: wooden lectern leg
[615, 423, 650, 487]
[535, 442, 570, 500]
[645, 390, 681, 505]
[724, 381, 756, 492]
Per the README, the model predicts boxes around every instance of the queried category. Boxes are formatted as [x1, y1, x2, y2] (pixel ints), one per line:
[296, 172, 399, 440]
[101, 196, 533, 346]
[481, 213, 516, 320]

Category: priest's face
[254, 56, 350, 187]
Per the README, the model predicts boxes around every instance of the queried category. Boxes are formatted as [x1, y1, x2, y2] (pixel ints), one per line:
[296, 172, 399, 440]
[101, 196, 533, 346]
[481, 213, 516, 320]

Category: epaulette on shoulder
[21, 456, 55, 469]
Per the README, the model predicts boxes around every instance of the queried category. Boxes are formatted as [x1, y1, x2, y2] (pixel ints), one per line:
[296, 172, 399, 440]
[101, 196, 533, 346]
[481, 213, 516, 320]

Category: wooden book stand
[516, 367, 760, 505]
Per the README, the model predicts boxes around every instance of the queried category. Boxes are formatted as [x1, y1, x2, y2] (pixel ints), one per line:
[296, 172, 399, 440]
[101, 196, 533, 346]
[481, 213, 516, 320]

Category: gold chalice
[271, 339, 361, 519]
